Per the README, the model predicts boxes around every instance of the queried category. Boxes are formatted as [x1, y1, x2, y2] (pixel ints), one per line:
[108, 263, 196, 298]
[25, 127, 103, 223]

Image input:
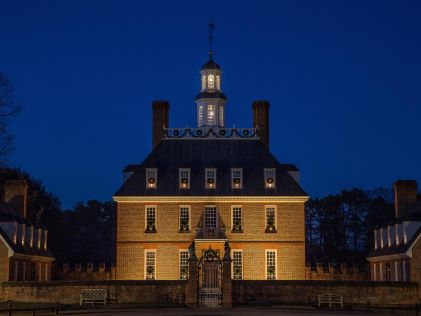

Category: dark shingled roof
[201, 58, 221, 70]
[115, 139, 307, 197]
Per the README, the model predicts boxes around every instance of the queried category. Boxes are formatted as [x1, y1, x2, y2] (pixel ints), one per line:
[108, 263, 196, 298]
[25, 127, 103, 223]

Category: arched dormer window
[208, 74, 215, 89]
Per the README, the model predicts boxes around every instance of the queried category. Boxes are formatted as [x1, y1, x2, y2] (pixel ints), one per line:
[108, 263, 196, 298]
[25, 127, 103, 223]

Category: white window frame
[265, 205, 277, 230]
[231, 205, 243, 232]
[204, 206, 217, 229]
[264, 168, 276, 188]
[265, 249, 277, 280]
[145, 249, 156, 280]
[179, 250, 189, 280]
[232, 249, 243, 280]
[179, 168, 190, 189]
[179, 205, 191, 231]
[208, 74, 215, 89]
[146, 168, 157, 189]
[207, 104, 216, 125]
[231, 168, 243, 189]
[145, 205, 157, 231]
[205, 168, 217, 189]
[374, 230, 378, 250]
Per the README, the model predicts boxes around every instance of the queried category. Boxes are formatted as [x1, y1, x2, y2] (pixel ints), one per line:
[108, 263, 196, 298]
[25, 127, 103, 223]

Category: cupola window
[179, 168, 190, 188]
[231, 168, 243, 189]
[264, 168, 276, 188]
[146, 168, 157, 189]
[216, 75, 221, 90]
[205, 168, 216, 188]
[208, 74, 215, 89]
[207, 105, 216, 125]
[201, 75, 206, 91]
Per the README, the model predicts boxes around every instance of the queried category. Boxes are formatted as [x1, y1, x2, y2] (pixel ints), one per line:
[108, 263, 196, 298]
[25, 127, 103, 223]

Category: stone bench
[318, 293, 343, 308]
[80, 288, 108, 305]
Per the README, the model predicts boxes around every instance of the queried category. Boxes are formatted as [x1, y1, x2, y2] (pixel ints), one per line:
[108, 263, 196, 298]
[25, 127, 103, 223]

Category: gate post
[186, 241, 198, 307]
[222, 241, 232, 308]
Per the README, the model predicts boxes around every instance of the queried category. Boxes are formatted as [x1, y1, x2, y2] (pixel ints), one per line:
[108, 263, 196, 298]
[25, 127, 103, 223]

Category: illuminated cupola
[195, 24, 227, 127]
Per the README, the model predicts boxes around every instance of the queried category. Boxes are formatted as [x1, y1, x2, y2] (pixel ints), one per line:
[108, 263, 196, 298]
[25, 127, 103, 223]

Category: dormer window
[206, 168, 216, 189]
[208, 74, 215, 89]
[264, 168, 276, 188]
[231, 168, 243, 189]
[374, 229, 378, 249]
[179, 168, 190, 189]
[146, 168, 157, 189]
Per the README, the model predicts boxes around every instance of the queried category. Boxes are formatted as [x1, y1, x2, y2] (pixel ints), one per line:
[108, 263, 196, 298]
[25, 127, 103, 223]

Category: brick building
[367, 180, 421, 282]
[0, 180, 54, 281]
[114, 47, 308, 305]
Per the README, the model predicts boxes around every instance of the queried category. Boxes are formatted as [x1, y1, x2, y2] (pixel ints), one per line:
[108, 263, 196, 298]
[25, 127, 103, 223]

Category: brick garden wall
[0, 280, 186, 305]
[233, 280, 419, 306]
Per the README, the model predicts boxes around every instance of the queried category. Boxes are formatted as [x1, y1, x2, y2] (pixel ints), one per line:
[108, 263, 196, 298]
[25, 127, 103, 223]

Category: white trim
[231, 168, 243, 189]
[145, 205, 157, 231]
[12, 253, 55, 262]
[179, 168, 191, 189]
[231, 205, 242, 231]
[0, 233, 15, 257]
[145, 168, 157, 189]
[45, 263, 48, 281]
[367, 253, 408, 261]
[265, 249, 277, 280]
[205, 168, 217, 189]
[114, 196, 309, 203]
[373, 263, 376, 281]
[231, 249, 243, 280]
[179, 205, 191, 231]
[265, 205, 277, 229]
[144, 249, 156, 280]
[264, 168, 276, 189]
[179, 249, 189, 280]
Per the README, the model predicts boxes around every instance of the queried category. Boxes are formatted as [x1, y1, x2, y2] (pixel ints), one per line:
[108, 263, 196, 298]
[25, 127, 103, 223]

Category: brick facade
[116, 200, 305, 280]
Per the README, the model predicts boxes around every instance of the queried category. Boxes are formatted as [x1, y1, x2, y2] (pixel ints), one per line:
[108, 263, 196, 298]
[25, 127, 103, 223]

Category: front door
[198, 248, 222, 307]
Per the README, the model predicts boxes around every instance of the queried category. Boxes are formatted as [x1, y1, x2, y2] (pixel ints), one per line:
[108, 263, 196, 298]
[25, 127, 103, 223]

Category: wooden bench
[318, 293, 343, 308]
[80, 289, 108, 305]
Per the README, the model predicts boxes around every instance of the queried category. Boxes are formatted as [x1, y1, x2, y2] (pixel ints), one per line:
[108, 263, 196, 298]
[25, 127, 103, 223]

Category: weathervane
[208, 21, 215, 59]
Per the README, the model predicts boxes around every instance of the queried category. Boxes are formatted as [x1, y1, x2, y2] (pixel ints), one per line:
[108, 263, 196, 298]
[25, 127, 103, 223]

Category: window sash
[232, 206, 242, 231]
[146, 168, 157, 188]
[233, 250, 243, 279]
[205, 169, 216, 188]
[231, 168, 243, 188]
[264, 168, 276, 188]
[179, 169, 190, 188]
[266, 250, 276, 280]
[146, 206, 156, 230]
[205, 207, 217, 229]
[179, 250, 189, 279]
[179, 207, 190, 231]
[265, 206, 276, 227]
[145, 251, 156, 280]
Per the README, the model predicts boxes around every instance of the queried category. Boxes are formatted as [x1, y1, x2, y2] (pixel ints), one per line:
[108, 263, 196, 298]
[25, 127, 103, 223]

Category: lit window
[232, 206, 242, 232]
[145, 250, 156, 280]
[198, 105, 204, 126]
[207, 104, 216, 125]
[146, 168, 157, 189]
[265, 206, 277, 233]
[145, 206, 156, 232]
[266, 250, 276, 280]
[201, 75, 206, 91]
[179, 168, 190, 188]
[219, 106, 224, 126]
[231, 168, 243, 189]
[179, 206, 190, 232]
[208, 74, 215, 89]
[232, 250, 243, 279]
[264, 168, 276, 188]
[205, 168, 216, 188]
[215, 75, 221, 90]
[179, 250, 189, 279]
[205, 206, 217, 229]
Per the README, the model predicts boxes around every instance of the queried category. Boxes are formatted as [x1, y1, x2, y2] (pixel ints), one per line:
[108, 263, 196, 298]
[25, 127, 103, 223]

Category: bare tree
[0, 73, 20, 166]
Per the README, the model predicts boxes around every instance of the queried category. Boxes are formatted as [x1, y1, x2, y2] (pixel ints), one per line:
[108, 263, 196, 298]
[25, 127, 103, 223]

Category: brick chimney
[252, 100, 270, 148]
[152, 100, 170, 149]
[394, 180, 418, 218]
[4, 180, 28, 219]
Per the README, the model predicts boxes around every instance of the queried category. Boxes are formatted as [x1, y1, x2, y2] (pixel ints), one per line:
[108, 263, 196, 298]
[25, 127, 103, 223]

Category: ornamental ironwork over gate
[198, 248, 222, 307]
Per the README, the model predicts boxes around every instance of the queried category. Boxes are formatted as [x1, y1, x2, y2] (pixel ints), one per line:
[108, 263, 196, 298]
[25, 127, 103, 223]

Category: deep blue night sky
[1, 1, 421, 208]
